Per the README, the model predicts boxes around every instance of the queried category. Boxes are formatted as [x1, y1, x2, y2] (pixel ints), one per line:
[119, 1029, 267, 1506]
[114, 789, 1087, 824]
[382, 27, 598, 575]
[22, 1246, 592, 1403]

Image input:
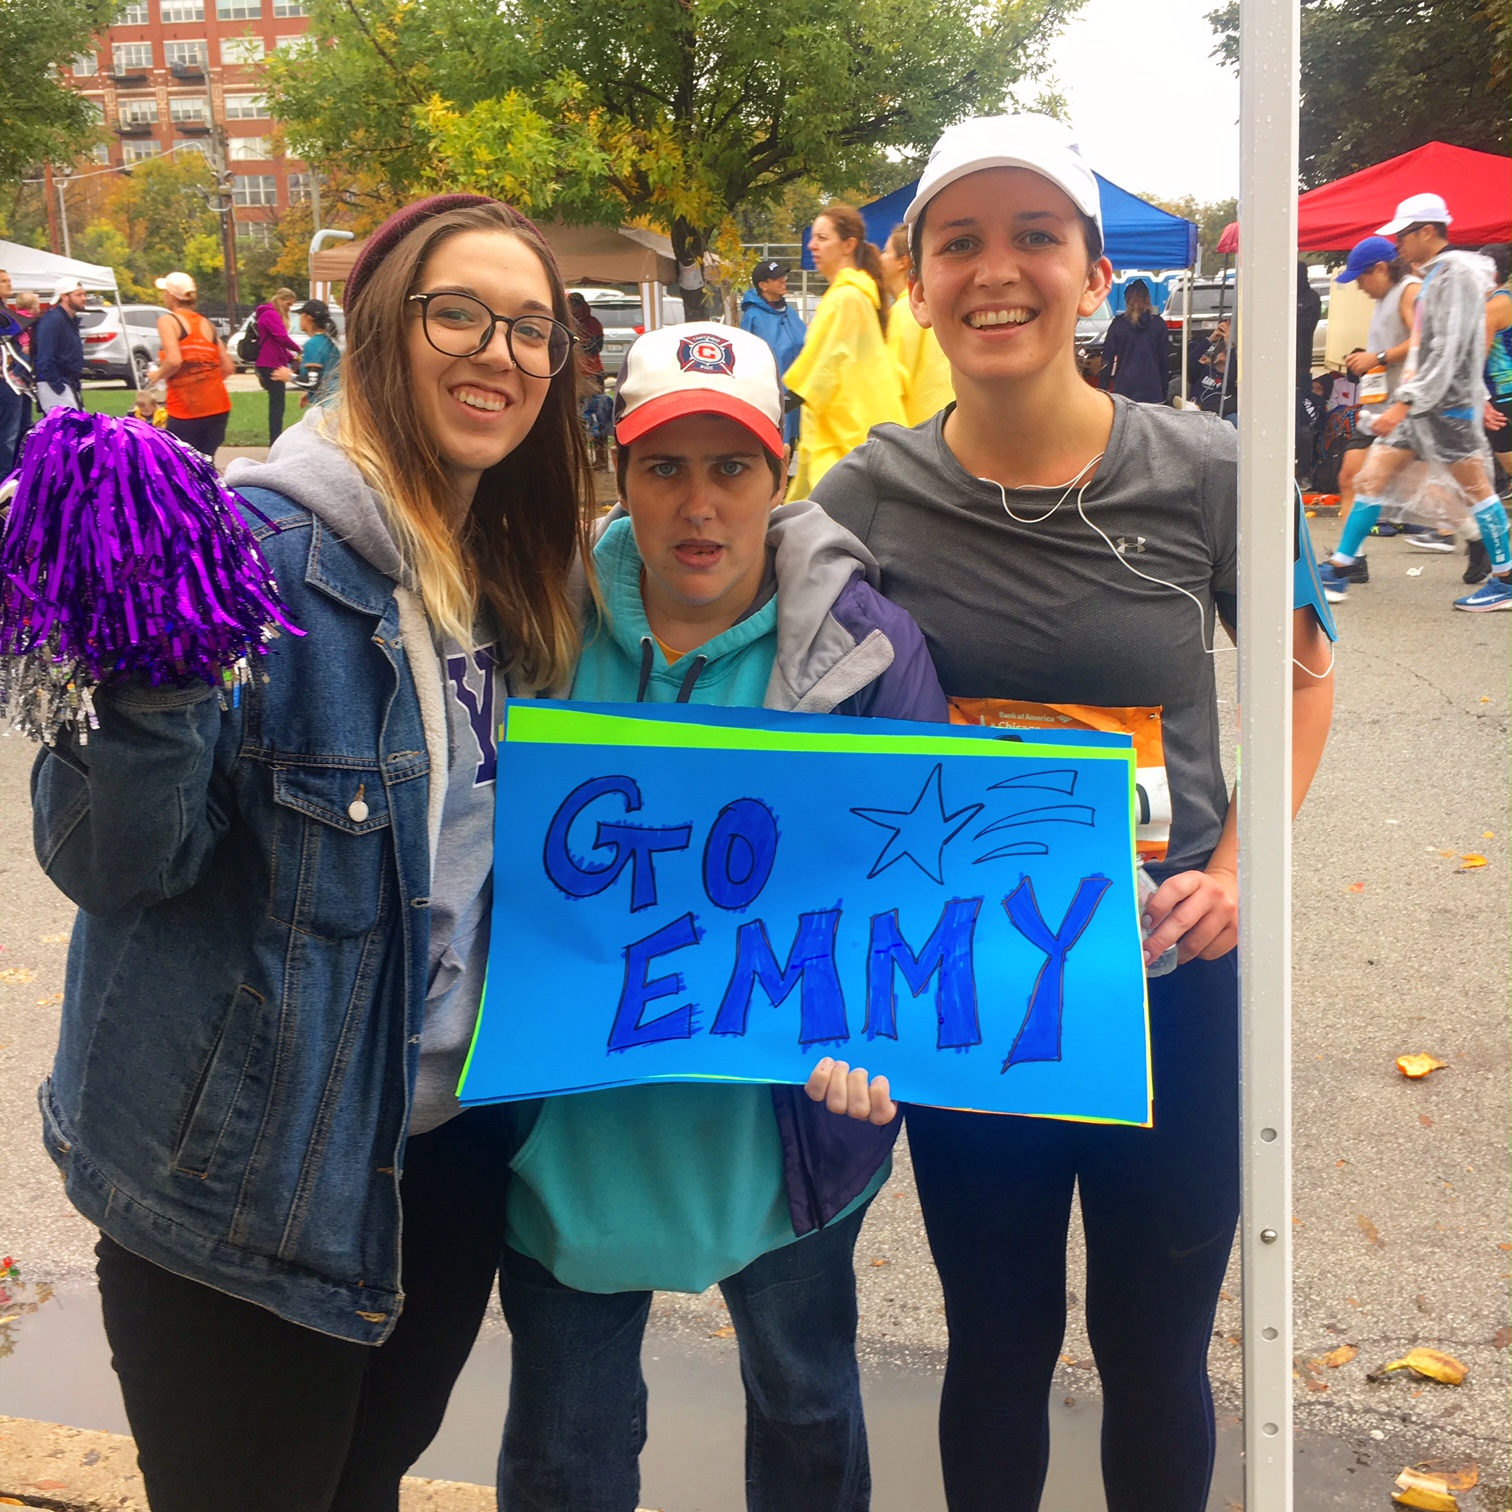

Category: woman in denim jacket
[32, 196, 598, 1510]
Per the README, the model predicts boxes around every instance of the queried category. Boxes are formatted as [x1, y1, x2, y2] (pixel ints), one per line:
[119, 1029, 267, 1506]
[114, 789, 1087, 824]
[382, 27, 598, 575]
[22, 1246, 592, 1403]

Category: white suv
[78, 302, 171, 388]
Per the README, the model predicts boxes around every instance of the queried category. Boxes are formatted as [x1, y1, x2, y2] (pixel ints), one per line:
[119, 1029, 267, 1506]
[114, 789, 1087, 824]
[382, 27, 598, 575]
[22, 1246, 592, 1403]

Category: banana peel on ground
[1369, 1348, 1469, 1385]
[1392, 1460, 1480, 1510]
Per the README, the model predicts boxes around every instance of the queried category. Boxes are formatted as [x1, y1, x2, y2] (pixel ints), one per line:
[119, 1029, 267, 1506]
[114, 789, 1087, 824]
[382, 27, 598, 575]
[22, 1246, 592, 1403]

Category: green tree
[1206, 0, 1510, 188]
[0, 0, 118, 187]
[268, 0, 1082, 314]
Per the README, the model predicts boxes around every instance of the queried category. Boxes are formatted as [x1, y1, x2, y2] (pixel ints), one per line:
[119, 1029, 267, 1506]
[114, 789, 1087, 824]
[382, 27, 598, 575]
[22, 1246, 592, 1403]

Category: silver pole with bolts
[1236, 0, 1300, 1504]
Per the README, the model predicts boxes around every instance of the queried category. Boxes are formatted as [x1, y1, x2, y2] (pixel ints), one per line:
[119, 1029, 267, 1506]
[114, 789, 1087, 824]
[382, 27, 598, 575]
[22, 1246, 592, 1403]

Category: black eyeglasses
[406, 291, 576, 378]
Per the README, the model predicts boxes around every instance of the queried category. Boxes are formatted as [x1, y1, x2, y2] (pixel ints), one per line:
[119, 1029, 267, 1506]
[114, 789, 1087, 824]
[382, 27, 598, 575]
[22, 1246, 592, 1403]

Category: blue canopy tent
[801, 173, 1197, 271]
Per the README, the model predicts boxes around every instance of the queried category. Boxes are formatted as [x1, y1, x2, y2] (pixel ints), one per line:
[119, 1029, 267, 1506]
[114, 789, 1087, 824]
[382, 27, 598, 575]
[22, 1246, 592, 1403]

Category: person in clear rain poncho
[1318, 194, 1509, 612]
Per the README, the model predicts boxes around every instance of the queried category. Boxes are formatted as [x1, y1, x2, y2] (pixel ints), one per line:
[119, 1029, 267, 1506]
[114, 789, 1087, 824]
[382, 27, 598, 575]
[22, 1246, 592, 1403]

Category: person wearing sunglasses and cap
[740, 257, 807, 447]
[1318, 194, 1511, 612]
[33, 195, 599, 1509]
[809, 114, 1335, 1512]
[493, 321, 943, 1510]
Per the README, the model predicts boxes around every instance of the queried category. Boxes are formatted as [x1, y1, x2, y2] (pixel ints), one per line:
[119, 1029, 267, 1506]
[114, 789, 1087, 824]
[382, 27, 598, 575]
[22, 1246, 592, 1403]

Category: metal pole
[1181, 262, 1192, 406]
[1237, 0, 1299, 1504]
[58, 178, 73, 260]
[308, 227, 353, 304]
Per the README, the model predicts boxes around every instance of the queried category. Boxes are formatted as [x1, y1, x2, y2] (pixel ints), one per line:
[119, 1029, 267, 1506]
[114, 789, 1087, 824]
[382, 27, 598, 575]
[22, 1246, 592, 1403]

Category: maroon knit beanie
[343, 193, 499, 314]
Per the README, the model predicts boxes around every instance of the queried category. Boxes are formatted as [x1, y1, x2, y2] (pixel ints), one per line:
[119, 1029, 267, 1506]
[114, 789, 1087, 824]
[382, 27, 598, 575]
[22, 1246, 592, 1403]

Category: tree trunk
[671, 216, 711, 320]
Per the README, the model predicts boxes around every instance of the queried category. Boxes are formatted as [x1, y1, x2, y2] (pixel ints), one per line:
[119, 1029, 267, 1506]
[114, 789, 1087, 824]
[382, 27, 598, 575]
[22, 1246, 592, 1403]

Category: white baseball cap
[1376, 192, 1453, 237]
[615, 322, 785, 459]
[155, 271, 196, 299]
[904, 113, 1103, 238]
[51, 277, 86, 302]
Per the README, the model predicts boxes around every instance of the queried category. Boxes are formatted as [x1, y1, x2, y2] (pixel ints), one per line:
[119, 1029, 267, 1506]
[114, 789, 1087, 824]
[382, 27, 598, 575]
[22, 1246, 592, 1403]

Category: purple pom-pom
[0, 408, 302, 743]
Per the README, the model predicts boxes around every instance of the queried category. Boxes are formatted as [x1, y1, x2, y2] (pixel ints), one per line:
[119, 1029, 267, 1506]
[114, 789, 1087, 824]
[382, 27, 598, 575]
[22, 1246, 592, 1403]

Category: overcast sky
[1044, 0, 1241, 205]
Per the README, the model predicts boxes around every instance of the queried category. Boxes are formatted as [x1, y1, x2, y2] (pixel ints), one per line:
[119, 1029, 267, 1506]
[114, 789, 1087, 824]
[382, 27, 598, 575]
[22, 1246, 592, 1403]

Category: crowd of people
[16, 114, 1355, 1512]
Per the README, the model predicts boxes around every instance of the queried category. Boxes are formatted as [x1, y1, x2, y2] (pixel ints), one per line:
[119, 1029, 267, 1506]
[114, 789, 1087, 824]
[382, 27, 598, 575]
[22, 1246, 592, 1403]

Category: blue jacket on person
[34, 304, 84, 389]
[35, 420, 459, 1345]
[740, 288, 807, 445]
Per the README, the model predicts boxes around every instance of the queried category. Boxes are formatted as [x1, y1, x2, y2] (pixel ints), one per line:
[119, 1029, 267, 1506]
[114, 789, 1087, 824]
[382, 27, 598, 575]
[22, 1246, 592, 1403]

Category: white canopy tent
[0, 241, 120, 298]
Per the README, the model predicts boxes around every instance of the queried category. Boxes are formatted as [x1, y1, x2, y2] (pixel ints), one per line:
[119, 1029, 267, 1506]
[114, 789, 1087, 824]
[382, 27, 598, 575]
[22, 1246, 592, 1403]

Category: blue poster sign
[460, 703, 1153, 1125]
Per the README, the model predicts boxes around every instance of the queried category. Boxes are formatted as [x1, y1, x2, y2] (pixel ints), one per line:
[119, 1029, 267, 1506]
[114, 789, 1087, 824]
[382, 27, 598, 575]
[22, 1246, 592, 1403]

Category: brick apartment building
[62, 0, 313, 243]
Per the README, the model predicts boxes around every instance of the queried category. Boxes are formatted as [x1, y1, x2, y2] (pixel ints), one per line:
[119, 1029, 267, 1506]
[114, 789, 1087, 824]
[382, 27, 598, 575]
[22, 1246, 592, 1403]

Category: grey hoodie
[226, 415, 499, 1134]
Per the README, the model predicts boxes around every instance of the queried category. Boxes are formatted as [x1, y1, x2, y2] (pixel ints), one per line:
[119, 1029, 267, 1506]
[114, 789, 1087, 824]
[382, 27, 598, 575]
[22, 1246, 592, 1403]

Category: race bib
[948, 699, 1171, 862]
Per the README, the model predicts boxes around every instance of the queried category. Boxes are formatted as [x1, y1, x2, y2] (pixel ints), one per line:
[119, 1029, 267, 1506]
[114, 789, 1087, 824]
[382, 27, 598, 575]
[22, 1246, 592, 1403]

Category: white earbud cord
[978, 466, 1334, 679]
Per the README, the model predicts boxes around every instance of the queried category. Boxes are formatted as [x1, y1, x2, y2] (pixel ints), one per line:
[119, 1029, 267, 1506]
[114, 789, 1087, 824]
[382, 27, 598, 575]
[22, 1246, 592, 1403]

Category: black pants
[165, 411, 229, 459]
[255, 365, 287, 444]
[906, 951, 1240, 1512]
[96, 1106, 515, 1512]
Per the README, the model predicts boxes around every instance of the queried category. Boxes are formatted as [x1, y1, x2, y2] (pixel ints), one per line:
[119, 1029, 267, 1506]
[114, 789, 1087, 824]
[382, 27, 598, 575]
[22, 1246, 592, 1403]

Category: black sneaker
[1336, 553, 1369, 584]
[1464, 539, 1492, 584]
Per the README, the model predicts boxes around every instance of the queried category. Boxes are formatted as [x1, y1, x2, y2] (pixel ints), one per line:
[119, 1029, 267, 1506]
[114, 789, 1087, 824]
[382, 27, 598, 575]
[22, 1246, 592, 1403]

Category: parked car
[230, 303, 346, 372]
[1164, 273, 1331, 371]
[1074, 299, 1112, 364]
[78, 301, 171, 388]
[569, 287, 687, 381]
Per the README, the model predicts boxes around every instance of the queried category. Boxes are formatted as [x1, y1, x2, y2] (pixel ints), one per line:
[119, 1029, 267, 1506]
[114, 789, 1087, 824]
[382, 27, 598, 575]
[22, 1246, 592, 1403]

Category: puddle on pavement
[0, 1282, 1401, 1509]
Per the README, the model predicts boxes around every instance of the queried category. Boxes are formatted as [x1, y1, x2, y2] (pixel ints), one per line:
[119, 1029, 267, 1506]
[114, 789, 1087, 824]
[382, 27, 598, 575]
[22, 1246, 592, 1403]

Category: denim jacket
[36, 471, 448, 1344]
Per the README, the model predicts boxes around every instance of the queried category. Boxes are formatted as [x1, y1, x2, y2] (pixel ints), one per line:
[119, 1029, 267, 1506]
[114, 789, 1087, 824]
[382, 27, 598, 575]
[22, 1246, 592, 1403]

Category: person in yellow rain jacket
[880, 223, 955, 425]
[784, 203, 904, 497]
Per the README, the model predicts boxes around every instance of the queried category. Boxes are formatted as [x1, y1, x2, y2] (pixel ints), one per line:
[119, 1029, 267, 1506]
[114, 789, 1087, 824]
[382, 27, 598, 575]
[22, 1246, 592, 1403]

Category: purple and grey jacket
[588, 499, 949, 1234]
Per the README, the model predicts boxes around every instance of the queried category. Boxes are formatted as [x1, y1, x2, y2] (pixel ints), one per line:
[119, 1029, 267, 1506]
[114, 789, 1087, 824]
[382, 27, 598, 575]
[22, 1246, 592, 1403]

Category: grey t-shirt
[409, 635, 505, 1135]
[811, 396, 1238, 875]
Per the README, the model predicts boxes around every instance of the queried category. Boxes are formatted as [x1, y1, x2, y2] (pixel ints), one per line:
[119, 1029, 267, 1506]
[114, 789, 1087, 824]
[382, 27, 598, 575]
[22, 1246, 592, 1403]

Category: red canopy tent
[1216, 140, 1512, 254]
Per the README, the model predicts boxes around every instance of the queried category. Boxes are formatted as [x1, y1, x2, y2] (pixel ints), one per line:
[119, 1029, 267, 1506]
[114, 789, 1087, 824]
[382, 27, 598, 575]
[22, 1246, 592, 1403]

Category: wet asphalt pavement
[0, 512, 1506, 1508]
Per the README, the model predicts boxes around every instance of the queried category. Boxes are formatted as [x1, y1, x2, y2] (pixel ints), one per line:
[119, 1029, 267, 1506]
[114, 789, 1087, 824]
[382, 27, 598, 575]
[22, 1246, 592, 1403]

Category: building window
[223, 92, 266, 118]
[272, 0, 308, 14]
[169, 96, 209, 122]
[217, 0, 261, 15]
[237, 221, 276, 246]
[92, 142, 113, 164]
[112, 41, 154, 72]
[232, 173, 277, 206]
[228, 135, 271, 161]
[286, 172, 313, 203]
[273, 33, 313, 55]
[117, 1, 150, 22]
[72, 52, 99, 76]
[220, 35, 265, 62]
[85, 98, 106, 123]
[165, 39, 208, 68]
[120, 97, 160, 125]
[123, 141, 161, 163]
[160, 0, 204, 19]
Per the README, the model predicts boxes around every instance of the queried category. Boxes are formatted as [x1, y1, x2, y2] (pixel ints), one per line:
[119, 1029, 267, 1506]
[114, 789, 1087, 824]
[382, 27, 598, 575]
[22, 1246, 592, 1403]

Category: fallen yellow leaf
[1357, 1215, 1383, 1246]
[1396, 1054, 1448, 1079]
[1484, 831, 1495, 839]
[709, 1325, 736, 1339]
[1382, 1348, 1468, 1385]
[1321, 1344, 1358, 1368]
[869, 1257, 889, 1268]
[39, 932, 70, 945]
[0, 968, 35, 985]
[1412, 1461, 1479, 1492]
[1458, 854, 1487, 868]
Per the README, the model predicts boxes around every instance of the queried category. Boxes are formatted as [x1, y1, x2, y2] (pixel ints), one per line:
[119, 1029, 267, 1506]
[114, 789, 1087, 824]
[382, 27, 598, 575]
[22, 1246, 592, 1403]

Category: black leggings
[96, 1106, 515, 1512]
[165, 410, 229, 459]
[256, 365, 287, 443]
[906, 951, 1240, 1512]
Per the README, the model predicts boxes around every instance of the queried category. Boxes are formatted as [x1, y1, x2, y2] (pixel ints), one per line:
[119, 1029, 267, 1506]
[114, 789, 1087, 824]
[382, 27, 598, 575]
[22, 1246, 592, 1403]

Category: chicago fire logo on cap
[676, 332, 736, 376]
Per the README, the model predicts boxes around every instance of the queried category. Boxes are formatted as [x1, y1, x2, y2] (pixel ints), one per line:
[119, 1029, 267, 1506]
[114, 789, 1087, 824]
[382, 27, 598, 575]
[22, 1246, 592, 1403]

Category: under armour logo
[1114, 536, 1147, 555]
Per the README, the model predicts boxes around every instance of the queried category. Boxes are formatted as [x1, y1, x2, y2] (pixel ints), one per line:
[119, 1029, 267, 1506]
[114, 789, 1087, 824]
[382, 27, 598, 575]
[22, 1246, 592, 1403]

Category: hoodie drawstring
[636, 637, 655, 702]
[675, 655, 708, 704]
[636, 634, 708, 704]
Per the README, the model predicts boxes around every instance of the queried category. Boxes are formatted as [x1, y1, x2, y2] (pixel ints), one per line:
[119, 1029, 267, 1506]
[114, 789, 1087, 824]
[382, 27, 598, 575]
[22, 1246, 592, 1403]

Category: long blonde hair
[337, 201, 596, 690]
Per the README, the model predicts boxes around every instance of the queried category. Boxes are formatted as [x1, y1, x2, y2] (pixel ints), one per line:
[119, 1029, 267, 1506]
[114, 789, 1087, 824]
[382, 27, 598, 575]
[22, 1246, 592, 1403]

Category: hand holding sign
[460, 703, 1153, 1125]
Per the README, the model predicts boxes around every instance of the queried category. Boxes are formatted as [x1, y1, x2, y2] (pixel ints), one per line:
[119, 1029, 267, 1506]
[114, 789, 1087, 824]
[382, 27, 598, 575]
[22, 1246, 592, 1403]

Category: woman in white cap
[811, 114, 1335, 1512]
[150, 271, 234, 458]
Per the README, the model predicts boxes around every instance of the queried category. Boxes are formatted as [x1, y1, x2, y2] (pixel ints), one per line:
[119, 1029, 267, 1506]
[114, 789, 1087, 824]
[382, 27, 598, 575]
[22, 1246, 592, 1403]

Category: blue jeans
[497, 1201, 872, 1512]
[0, 382, 27, 476]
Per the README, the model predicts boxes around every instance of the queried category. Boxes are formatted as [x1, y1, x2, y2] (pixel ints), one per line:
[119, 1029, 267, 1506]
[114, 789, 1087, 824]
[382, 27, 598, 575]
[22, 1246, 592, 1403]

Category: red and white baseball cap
[615, 322, 785, 459]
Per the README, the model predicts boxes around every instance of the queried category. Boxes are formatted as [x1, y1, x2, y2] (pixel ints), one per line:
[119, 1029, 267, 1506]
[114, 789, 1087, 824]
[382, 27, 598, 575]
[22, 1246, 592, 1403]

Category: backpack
[236, 311, 262, 364]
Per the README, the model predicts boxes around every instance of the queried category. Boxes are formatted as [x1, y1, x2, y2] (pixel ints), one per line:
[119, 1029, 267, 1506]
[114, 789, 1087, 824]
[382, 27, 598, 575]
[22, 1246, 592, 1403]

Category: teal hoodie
[504, 513, 889, 1295]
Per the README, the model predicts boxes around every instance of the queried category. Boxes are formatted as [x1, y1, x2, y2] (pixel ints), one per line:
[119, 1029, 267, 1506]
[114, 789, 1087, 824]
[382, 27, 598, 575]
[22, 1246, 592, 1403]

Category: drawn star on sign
[851, 764, 983, 884]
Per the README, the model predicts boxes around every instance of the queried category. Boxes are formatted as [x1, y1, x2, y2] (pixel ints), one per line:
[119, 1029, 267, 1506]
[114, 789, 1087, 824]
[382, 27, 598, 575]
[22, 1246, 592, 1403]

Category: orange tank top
[165, 310, 231, 420]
